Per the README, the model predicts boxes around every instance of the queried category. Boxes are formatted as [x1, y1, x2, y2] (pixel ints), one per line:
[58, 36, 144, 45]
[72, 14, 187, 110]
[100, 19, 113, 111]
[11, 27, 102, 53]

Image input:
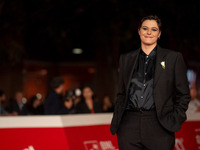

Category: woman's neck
[141, 42, 157, 55]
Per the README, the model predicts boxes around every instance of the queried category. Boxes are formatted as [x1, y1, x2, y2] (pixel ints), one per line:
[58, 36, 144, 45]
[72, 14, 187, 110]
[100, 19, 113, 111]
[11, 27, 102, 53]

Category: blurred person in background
[44, 77, 73, 115]
[102, 95, 114, 112]
[76, 85, 102, 114]
[28, 95, 44, 115]
[0, 90, 8, 115]
[186, 87, 200, 115]
[198, 87, 200, 111]
[9, 91, 28, 115]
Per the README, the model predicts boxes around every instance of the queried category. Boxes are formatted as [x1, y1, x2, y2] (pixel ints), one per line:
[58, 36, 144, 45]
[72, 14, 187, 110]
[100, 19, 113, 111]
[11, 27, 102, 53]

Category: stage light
[36, 93, 42, 100]
[75, 88, 81, 96]
[72, 48, 83, 54]
[22, 97, 27, 104]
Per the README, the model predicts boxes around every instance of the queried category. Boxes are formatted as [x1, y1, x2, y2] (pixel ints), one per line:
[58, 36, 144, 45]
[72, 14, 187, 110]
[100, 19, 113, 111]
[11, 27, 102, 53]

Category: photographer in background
[44, 77, 73, 115]
[28, 95, 44, 115]
[63, 90, 77, 114]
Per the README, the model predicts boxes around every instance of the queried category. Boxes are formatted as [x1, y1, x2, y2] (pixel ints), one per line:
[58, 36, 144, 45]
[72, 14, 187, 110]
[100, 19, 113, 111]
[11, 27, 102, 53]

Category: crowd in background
[1, 76, 200, 116]
[0, 77, 114, 116]
[186, 87, 200, 116]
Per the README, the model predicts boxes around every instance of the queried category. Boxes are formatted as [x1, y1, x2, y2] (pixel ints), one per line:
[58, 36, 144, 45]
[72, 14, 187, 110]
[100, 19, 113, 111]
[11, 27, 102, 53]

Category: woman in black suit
[110, 15, 190, 150]
[76, 86, 102, 114]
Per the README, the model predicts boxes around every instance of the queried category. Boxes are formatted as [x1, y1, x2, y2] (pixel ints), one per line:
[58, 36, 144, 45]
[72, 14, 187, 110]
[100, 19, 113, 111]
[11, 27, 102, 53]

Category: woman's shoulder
[121, 48, 140, 58]
[76, 100, 85, 107]
[158, 45, 181, 56]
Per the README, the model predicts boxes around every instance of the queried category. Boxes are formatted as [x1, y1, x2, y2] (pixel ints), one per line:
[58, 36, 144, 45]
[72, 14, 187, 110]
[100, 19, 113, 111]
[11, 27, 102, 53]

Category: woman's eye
[152, 29, 158, 31]
[142, 27, 148, 30]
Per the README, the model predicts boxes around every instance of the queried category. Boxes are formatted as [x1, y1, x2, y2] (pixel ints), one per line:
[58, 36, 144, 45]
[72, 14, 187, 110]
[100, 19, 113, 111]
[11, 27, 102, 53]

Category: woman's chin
[141, 41, 157, 46]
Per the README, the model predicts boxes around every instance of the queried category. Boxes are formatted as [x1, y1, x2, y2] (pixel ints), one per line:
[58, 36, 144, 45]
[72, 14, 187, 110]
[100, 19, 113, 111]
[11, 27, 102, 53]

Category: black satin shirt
[126, 46, 157, 110]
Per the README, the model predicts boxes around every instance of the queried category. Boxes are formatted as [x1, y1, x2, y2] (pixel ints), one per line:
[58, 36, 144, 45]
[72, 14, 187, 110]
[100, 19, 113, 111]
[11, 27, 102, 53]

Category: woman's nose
[147, 29, 151, 34]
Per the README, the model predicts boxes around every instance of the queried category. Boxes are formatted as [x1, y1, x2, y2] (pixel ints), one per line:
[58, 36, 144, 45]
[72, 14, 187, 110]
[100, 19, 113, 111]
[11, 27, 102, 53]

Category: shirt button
[145, 61, 148, 64]
[141, 96, 143, 99]
[146, 56, 148, 58]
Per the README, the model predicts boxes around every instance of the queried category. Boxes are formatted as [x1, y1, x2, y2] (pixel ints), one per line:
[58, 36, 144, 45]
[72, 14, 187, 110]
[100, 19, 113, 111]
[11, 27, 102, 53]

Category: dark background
[0, 0, 200, 102]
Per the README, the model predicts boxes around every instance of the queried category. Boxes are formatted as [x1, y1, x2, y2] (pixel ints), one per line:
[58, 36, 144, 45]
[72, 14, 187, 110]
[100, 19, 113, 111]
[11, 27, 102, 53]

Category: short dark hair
[50, 77, 64, 89]
[81, 84, 95, 101]
[138, 15, 162, 31]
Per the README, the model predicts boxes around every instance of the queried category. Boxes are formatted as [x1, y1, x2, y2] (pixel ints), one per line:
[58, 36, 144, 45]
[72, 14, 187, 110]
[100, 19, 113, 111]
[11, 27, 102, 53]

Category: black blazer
[44, 91, 70, 115]
[110, 45, 191, 135]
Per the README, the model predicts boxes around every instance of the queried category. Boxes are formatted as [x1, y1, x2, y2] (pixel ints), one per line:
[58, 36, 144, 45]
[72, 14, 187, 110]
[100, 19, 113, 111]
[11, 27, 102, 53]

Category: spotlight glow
[75, 88, 81, 96]
[72, 48, 83, 54]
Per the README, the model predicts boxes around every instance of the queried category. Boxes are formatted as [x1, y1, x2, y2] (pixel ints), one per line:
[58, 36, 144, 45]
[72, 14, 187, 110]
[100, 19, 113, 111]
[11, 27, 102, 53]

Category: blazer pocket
[163, 105, 174, 112]
[164, 105, 173, 108]
[162, 105, 174, 116]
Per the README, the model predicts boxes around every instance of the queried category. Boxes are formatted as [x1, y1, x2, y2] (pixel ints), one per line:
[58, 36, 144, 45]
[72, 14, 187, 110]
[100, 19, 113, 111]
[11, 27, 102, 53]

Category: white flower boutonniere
[161, 61, 165, 69]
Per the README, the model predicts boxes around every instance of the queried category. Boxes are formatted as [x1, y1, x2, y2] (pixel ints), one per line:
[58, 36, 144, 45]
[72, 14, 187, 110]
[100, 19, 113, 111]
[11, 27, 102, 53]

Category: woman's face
[83, 87, 93, 99]
[103, 96, 112, 106]
[138, 20, 161, 46]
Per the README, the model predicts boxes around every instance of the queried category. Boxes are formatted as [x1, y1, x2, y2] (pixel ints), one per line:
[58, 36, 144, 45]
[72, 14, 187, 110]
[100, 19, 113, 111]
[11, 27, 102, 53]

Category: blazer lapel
[125, 48, 140, 95]
[153, 45, 167, 88]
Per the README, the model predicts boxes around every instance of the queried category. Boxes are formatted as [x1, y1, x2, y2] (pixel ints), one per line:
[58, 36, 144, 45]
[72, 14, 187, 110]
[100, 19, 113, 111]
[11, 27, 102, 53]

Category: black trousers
[117, 110, 175, 150]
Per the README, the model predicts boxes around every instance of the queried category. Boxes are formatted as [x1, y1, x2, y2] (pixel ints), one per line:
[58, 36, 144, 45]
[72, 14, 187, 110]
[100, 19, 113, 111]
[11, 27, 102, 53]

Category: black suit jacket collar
[126, 45, 168, 93]
[154, 45, 168, 87]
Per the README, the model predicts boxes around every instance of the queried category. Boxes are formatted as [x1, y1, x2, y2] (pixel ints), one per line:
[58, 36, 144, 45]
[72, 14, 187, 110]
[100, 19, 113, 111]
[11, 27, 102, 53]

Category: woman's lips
[144, 36, 153, 38]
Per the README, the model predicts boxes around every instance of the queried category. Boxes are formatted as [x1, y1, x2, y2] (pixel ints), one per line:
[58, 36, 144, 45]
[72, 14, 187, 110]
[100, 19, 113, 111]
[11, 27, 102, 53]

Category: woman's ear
[138, 29, 140, 36]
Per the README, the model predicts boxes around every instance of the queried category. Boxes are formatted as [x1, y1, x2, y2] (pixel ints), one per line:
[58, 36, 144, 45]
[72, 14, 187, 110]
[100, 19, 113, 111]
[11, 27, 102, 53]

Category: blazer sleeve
[174, 52, 191, 124]
[110, 54, 126, 134]
[115, 54, 126, 105]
